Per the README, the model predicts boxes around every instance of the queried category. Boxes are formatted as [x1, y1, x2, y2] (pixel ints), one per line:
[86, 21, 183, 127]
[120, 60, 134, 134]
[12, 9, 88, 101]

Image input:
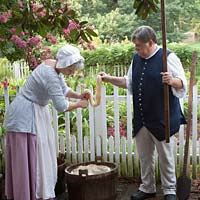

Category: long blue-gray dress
[4, 63, 70, 200]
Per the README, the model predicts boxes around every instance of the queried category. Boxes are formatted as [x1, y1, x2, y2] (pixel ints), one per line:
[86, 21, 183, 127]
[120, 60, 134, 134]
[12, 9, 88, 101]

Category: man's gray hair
[131, 26, 157, 43]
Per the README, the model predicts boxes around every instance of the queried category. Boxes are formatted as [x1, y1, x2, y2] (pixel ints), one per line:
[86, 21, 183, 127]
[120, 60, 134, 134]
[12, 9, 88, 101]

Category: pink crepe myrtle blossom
[79, 39, 95, 50]
[26, 47, 33, 53]
[0, 15, 7, 23]
[25, 45, 53, 68]
[67, 5, 73, 12]
[41, 48, 53, 60]
[120, 121, 126, 128]
[18, 1, 23, 8]
[32, 4, 41, 12]
[16, 40, 27, 48]
[87, 25, 95, 30]
[58, 9, 63, 14]
[4, 11, 12, 18]
[32, 3, 46, 17]
[36, 9, 46, 17]
[119, 128, 126, 137]
[88, 43, 95, 50]
[27, 55, 39, 68]
[0, 1, 97, 69]
[10, 35, 19, 42]
[25, 32, 30, 36]
[50, 37, 57, 44]
[0, 11, 12, 23]
[63, 28, 70, 38]
[108, 126, 115, 136]
[10, 35, 27, 48]
[28, 36, 41, 46]
[10, 28, 16, 34]
[35, 45, 42, 51]
[119, 121, 127, 137]
[46, 34, 57, 44]
[68, 20, 79, 30]
[2, 79, 9, 87]
[20, 32, 25, 37]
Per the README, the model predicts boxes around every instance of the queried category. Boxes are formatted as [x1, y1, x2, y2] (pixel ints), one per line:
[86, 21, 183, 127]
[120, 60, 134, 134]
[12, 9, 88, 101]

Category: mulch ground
[1, 176, 200, 200]
[115, 177, 200, 200]
[55, 177, 200, 200]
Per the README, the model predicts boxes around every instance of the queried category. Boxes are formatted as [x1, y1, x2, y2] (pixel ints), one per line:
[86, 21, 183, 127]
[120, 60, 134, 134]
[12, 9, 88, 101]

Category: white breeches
[135, 126, 176, 195]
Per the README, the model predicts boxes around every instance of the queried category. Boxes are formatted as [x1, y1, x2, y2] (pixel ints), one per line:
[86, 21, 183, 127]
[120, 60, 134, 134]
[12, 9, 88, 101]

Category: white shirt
[125, 46, 187, 98]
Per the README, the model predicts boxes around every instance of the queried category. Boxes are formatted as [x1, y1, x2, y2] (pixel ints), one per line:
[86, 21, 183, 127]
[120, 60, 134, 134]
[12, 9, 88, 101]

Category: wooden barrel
[65, 161, 118, 200]
[55, 153, 67, 196]
[0, 173, 2, 199]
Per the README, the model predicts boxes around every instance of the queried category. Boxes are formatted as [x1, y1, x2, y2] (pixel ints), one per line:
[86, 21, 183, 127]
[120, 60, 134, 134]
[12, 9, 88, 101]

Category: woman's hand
[80, 91, 90, 100]
[66, 89, 90, 100]
[66, 99, 88, 111]
[78, 99, 89, 108]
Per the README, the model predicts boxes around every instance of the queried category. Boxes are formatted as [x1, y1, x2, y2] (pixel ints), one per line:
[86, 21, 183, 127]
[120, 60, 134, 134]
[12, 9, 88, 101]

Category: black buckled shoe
[130, 190, 156, 200]
[164, 194, 176, 200]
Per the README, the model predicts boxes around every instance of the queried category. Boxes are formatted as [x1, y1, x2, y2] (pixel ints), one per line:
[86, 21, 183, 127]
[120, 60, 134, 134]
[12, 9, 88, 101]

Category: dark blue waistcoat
[131, 48, 186, 141]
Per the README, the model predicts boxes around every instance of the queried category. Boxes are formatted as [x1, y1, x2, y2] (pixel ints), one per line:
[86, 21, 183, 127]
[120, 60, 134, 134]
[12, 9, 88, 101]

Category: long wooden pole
[161, 0, 170, 143]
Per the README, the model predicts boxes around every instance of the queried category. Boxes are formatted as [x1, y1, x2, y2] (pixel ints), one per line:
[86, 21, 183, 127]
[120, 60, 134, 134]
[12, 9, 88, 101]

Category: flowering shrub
[0, 0, 97, 69]
[108, 121, 127, 137]
[106, 101, 128, 138]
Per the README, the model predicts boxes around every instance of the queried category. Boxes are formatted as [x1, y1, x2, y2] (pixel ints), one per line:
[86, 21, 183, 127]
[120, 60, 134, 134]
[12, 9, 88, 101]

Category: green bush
[49, 41, 200, 77]
[80, 43, 200, 77]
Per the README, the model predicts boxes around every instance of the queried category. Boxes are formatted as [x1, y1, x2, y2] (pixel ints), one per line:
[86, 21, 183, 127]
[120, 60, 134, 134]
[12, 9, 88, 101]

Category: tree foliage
[69, 0, 200, 44]
[0, 0, 97, 68]
[133, 0, 159, 19]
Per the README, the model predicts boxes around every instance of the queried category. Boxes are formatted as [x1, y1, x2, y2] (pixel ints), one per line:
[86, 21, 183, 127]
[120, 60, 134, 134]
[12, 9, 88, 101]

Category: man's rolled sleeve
[167, 53, 187, 98]
[124, 64, 133, 95]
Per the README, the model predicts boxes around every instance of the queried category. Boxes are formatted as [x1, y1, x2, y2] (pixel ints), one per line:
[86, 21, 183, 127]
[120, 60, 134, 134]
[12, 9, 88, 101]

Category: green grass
[186, 41, 200, 49]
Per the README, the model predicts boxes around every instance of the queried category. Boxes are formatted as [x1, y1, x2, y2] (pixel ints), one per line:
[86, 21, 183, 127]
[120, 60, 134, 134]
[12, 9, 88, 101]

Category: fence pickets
[1, 84, 200, 179]
[192, 85, 198, 178]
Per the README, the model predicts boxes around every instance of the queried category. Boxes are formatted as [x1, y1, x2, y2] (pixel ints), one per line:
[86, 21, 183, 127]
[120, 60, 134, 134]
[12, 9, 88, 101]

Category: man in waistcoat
[99, 26, 187, 200]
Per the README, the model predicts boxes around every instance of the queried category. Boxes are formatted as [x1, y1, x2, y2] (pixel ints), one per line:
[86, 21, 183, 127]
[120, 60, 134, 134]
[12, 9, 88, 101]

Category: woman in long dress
[4, 44, 89, 200]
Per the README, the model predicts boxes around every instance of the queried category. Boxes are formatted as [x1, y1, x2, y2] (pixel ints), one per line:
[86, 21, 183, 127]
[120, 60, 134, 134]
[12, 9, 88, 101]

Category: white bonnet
[56, 44, 84, 69]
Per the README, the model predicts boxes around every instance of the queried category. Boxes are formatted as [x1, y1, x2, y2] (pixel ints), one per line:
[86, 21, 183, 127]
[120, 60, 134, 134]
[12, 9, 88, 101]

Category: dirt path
[116, 178, 200, 200]
[1, 176, 200, 200]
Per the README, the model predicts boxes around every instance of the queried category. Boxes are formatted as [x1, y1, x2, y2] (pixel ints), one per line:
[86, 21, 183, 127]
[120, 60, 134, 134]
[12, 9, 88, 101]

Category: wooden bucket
[65, 159, 118, 200]
[55, 153, 67, 196]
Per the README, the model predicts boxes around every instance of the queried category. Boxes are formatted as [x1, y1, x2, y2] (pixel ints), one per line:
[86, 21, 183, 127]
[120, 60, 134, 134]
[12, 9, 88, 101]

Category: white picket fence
[1, 59, 128, 79]
[0, 59, 30, 80]
[2, 84, 200, 179]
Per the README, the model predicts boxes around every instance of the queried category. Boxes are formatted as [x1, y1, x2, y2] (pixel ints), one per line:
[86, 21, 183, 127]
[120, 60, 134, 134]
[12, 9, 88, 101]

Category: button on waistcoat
[132, 48, 186, 141]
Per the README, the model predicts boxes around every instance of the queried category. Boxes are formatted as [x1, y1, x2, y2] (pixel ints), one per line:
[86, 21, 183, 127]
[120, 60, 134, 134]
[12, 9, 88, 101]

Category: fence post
[65, 112, 71, 163]
[4, 86, 9, 112]
[101, 85, 107, 161]
[13, 62, 21, 79]
[126, 90, 133, 177]
[178, 98, 185, 175]
[76, 85, 83, 163]
[192, 85, 198, 179]
[88, 85, 95, 161]
[52, 107, 59, 157]
[114, 86, 120, 174]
